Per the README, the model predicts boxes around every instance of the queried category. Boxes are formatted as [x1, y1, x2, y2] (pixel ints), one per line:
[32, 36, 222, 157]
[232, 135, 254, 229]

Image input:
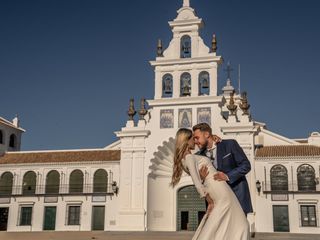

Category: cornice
[150, 56, 222, 67]
[148, 95, 224, 107]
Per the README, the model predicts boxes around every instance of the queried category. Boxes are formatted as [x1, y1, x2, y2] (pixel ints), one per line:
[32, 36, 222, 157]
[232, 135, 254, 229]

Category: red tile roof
[0, 150, 120, 164]
[256, 145, 320, 158]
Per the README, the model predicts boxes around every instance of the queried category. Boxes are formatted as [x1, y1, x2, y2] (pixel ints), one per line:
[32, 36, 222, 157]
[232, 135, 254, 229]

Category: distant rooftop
[256, 145, 320, 158]
[0, 117, 25, 132]
[0, 149, 120, 164]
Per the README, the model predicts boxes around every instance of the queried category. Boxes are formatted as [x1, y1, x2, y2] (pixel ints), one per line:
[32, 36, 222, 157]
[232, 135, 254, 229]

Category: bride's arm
[185, 155, 207, 198]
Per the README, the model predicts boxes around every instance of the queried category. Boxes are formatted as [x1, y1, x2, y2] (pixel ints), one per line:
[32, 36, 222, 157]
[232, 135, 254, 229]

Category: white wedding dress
[182, 154, 250, 240]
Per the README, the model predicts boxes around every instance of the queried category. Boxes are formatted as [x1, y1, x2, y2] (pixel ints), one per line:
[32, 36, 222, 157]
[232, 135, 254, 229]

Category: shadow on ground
[0, 231, 320, 240]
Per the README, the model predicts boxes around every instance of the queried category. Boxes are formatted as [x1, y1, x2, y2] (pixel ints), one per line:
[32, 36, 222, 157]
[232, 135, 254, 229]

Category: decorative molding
[197, 107, 211, 125]
[178, 108, 192, 128]
[149, 137, 175, 178]
[150, 56, 222, 67]
[115, 130, 151, 138]
[220, 124, 258, 134]
[160, 109, 174, 129]
[148, 95, 224, 107]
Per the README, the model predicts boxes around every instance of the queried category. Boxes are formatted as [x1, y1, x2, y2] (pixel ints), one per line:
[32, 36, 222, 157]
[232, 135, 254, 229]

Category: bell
[165, 89, 172, 94]
[164, 83, 172, 94]
[164, 79, 172, 94]
[182, 85, 190, 96]
[183, 46, 190, 55]
[202, 78, 209, 89]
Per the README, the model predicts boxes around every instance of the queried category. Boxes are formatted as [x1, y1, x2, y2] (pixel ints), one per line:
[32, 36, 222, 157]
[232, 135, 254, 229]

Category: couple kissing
[171, 123, 253, 240]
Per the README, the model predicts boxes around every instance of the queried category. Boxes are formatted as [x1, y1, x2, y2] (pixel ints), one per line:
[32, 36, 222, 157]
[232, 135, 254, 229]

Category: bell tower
[150, 0, 222, 100]
[146, 1, 225, 231]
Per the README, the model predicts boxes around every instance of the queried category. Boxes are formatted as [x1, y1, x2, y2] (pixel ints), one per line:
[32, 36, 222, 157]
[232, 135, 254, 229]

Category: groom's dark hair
[193, 123, 212, 135]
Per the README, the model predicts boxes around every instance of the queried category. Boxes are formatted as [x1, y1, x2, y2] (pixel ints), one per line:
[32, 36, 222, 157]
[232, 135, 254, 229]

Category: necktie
[206, 149, 217, 169]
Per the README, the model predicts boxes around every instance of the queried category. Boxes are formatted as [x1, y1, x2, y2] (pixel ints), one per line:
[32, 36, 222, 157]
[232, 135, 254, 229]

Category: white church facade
[1, 0, 320, 235]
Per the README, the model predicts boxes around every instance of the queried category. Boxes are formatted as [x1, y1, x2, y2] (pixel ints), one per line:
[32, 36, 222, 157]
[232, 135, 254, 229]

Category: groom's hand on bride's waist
[214, 171, 229, 181]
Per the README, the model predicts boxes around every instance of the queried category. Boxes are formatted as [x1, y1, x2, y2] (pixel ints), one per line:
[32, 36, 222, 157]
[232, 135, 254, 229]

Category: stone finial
[222, 78, 235, 96]
[138, 98, 148, 120]
[12, 114, 20, 128]
[227, 91, 237, 115]
[211, 34, 217, 53]
[157, 39, 163, 57]
[127, 98, 136, 120]
[239, 91, 250, 115]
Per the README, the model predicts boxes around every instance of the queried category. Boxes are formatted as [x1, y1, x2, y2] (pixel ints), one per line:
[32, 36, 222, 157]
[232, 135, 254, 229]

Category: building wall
[0, 123, 23, 153]
[0, 161, 120, 232]
[255, 158, 320, 234]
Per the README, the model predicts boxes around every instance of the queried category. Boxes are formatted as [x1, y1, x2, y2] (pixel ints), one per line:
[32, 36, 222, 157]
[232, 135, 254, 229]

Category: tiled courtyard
[0, 232, 319, 240]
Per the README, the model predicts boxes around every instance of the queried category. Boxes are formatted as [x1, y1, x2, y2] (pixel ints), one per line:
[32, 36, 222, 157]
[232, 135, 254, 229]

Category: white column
[173, 70, 180, 98]
[191, 69, 198, 97]
[172, 34, 181, 59]
[154, 69, 162, 99]
[209, 64, 218, 96]
[115, 122, 150, 230]
[36, 171, 42, 194]
[191, 31, 199, 58]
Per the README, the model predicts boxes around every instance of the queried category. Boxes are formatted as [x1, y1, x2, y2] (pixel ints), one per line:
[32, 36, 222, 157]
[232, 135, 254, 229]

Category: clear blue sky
[1, 0, 319, 150]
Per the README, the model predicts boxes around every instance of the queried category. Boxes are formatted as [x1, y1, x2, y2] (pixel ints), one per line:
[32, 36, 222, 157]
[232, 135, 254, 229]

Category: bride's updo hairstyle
[171, 128, 193, 187]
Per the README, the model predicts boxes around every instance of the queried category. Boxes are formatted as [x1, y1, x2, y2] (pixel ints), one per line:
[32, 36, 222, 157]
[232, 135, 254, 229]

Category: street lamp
[111, 181, 119, 195]
[256, 180, 261, 195]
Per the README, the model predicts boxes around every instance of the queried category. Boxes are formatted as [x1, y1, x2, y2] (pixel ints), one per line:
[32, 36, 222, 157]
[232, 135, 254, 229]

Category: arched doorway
[177, 185, 206, 231]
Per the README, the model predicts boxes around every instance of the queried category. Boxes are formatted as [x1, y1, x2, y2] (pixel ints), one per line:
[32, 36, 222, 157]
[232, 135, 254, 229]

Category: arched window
[69, 170, 84, 193]
[0, 130, 3, 144]
[23, 171, 36, 195]
[297, 164, 316, 191]
[93, 169, 108, 193]
[9, 134, 16, 148]
[45, 170, 60, 194]
[180, 35, 191, 58]
[162, 74, 173, 98]
[180, 72, 191, 96]
[0, 172, 13, 195]
[198, 71, 210, 95]
[270, 165, 288, 191]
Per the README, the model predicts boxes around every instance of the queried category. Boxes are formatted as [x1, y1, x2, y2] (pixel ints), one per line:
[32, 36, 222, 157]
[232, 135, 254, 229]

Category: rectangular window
[67, 206, 81, 225]
[301, 205, 317, 227]
[20, 206, 33, 226]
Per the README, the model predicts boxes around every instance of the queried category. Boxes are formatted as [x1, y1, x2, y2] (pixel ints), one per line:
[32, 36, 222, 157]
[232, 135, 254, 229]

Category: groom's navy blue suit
[198, 139, 253, 215]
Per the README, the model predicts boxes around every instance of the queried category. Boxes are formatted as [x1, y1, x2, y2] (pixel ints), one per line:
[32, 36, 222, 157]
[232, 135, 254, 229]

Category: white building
[1, 0, 320, 234]
[0, 116, 25, 154]
[0, 149, 120, 232]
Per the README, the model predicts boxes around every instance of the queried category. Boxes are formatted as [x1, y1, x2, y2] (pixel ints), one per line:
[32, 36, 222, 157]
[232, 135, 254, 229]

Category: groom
[193, 123, 253, 216]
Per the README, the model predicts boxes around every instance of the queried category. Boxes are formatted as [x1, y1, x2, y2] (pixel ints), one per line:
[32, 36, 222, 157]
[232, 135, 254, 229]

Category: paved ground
[0, 231, 320, 240]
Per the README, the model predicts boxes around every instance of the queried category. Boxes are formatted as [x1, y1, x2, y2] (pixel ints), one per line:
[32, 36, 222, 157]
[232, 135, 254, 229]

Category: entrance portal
[273, 205, 290, 232]
[0, 208, 9, 231]
[92, 206, 105, 231]
[177, 185, 206, 231]
[43, 206, 56, 231]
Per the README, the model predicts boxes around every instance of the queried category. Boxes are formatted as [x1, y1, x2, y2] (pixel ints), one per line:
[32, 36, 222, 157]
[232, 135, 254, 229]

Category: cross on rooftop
[224, 62, 233, 80]
[183, 0, 190, 7]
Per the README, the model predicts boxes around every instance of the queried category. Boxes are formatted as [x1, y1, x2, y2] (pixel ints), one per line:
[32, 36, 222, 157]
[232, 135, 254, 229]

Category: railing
[0, 183, 116, 198]
[262, 181, 320, 194]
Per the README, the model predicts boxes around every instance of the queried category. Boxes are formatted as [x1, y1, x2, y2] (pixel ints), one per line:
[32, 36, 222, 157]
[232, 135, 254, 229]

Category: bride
[171, 128, 250, 240]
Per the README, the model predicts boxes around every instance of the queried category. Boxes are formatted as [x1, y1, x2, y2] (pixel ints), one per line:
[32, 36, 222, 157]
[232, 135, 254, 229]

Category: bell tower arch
[150, 0, 222, 100]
